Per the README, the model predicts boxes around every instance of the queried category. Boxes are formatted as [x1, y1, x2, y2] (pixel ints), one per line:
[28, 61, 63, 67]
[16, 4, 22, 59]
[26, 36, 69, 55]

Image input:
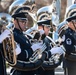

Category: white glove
[31, 42, 43, 51]
[15, 44, 21, 55]
[50, 47, 64, 55]
[0, 29, 10, 43]
[38, 29, 44, 35]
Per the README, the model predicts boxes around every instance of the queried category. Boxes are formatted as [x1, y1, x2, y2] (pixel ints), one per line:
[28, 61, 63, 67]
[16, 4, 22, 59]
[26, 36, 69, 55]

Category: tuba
[56, 20, 68, 38]
[9, 0, 36, 15]
[36, 0, 61, 40]
[0, 13, 17, 66]
[65, 4, 76, 19]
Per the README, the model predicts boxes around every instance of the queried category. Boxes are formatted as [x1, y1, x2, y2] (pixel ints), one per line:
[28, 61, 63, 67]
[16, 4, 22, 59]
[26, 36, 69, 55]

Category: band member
[37, 19, 55, 75]
[32, 19, 63, 75]
[10, 6, 47, 75]
[60, 15, 76, 75]
[0, 20, 21, 75]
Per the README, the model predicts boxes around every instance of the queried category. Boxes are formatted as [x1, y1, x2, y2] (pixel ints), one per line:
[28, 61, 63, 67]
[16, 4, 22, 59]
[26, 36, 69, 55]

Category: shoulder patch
[66, 38, 72, 45]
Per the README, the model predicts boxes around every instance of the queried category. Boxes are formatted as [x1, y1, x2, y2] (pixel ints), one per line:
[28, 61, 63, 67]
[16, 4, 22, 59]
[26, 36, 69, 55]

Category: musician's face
[18, 19, 29, 31]
[14, 19, 29, 31]
[44, 25, 51, 36]
[68, 21, 76, 31]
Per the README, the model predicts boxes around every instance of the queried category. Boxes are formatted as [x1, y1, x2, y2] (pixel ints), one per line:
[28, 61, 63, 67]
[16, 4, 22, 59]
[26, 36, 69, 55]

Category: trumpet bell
[0, 13, 12, 24]
[56, 20, 68, 38]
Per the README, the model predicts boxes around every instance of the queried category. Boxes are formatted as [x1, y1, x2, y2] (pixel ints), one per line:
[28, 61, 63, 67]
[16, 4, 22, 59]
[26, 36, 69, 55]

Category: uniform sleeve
[13, 32, 33, 61]
[0, 43, 3, 51]
[62, 34, 75, 54]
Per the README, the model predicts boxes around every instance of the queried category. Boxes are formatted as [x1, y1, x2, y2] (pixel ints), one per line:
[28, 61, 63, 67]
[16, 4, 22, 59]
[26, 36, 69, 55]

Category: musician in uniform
[0, 18, 22, 75]
[60, 15, 76, 75]
[32, 18, 64, 75]
[10, 6, 47, 75]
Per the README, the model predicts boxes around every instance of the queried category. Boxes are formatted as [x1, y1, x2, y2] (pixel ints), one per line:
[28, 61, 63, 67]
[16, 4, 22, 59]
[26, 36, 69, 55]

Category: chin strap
[16, 19, 23, 31]
[72, 21, 76, 32]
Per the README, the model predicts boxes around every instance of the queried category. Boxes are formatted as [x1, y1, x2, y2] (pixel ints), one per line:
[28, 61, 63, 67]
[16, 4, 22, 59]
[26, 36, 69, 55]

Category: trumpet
[29, 43, 47, 63]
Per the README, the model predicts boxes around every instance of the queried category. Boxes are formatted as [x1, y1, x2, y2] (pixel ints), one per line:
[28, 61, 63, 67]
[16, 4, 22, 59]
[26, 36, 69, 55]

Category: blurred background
[0, 0, 67, 21]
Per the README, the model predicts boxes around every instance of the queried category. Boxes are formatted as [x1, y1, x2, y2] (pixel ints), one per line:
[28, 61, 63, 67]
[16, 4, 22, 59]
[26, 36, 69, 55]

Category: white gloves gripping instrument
[50, 46, 65, 55]
[31, 41, 44, 51]
[0, 29, 21, 55]
[30, 42, 47, 62]
[0, 29, 11, 43]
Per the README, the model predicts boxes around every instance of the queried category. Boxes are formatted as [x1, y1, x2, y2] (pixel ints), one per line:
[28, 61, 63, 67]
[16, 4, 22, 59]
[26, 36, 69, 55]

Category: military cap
[12, 12, 28, 21]
[37, 19, 51, 26]
[12, 6, 29, 20]
[66, 15, 76, 22]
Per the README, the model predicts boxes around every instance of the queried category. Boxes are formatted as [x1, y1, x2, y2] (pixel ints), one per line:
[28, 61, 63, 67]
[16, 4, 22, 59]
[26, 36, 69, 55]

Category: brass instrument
[28, 29, 46, 62]
[56, 20, 68, 38]
[3, 25, 17, 66]
[0, 13, 17, 66]
[9, 0, 37, 14]
[41, 36, 63, 70]
[65, 4, 76, 19]
[29, 43, 46, 63]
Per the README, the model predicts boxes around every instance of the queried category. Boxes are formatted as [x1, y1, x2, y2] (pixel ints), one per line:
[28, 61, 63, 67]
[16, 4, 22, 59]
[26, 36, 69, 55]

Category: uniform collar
[14, 28, 23, 34]
[68, 28, 75, 33]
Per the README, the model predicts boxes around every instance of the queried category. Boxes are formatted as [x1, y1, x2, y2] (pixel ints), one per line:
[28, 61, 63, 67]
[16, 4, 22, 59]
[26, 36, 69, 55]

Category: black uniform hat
[12, 6, 29, 20]
[12, 12, 28, 20]
[37, 9, 52, 27]
[37, 19, 51, 26]
[66, 15, 76, 22]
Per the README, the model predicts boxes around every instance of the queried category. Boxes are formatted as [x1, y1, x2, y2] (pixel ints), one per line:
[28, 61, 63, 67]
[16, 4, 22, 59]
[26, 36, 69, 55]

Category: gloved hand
[30, 43, 46, 62]
[31, 41, 43, 51]
[33, 29, 45, 40]
[50, 47, 65, 55]
[0, 29, 10, 43]
[39, 29, 46, 40]
[15, 43, 21, 55]
[38, 29, 44, 35]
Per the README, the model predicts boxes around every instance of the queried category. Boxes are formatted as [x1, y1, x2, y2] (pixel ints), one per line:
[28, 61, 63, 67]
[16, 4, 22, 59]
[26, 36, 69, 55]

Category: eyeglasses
[16, 17, 28, 21]
[42, 24, 51, 28]
[72, 20, 76, 23]
[46, 26, 51, 29]
[19, 20, 28, 24]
